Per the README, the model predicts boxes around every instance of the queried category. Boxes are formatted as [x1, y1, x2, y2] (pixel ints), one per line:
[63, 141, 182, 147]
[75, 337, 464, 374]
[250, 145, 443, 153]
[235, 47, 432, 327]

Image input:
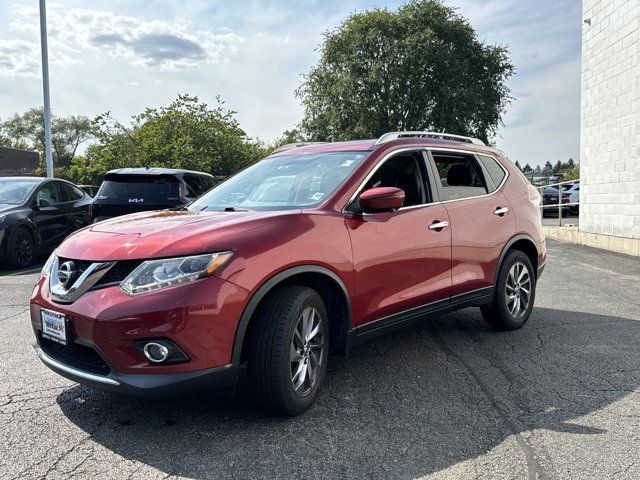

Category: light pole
[39, 0, 54, 178]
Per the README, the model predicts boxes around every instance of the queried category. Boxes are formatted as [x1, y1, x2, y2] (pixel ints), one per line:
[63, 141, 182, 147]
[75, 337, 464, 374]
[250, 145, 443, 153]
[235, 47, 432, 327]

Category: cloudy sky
[0, 0, 581, 167]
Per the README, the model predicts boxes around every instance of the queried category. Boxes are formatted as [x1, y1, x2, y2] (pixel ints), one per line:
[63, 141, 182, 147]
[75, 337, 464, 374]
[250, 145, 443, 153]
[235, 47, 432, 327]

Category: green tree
[514, 160, 522, 170]
[553, 160, 563, 173]
[542, 161, 553, 175]
[267, 129, 307, 151]
[522, 163, 532, 172]
[563, 164, 580, 181]
[296, 0, 514, 144]
[0, 108, 93, 168]
[78, 94, 264, 184]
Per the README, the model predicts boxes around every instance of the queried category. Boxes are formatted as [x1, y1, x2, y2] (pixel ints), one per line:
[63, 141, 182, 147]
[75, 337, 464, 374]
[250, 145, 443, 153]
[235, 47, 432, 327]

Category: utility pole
[39, 0, 54, 178]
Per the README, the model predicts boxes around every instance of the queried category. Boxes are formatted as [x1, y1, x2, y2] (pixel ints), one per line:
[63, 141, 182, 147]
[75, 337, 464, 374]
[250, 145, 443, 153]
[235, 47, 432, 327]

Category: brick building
[580, 0, 640, 245]
[0, 146, 39, 176]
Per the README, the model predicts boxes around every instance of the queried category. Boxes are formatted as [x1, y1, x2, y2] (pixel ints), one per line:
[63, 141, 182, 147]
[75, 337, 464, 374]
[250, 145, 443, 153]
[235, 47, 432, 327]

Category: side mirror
[359, 187, 405, 213]
[37, 198, 51, 208]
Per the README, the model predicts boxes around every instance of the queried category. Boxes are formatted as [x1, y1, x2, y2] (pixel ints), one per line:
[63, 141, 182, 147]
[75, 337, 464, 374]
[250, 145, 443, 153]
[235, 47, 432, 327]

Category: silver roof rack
[375, 131, 486, 146]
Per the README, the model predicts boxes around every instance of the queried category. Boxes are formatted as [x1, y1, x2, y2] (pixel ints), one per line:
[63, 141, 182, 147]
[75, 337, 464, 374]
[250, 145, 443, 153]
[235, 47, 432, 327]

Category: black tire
[481, 250, 536, 330]
[7, 227, 36, 269]
[247, 285, 329, 416]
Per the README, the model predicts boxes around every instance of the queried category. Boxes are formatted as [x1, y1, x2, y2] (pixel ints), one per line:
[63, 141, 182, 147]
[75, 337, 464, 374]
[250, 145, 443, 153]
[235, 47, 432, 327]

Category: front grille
[40, 335, 111, 376]
[56, 257, 142, 290]
[94, 260, 143, 287]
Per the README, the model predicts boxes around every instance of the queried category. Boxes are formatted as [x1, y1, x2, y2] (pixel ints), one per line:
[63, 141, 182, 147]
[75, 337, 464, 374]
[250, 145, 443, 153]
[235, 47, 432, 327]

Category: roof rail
[271, 142, 325, 154]
[375, 131, 486, 146]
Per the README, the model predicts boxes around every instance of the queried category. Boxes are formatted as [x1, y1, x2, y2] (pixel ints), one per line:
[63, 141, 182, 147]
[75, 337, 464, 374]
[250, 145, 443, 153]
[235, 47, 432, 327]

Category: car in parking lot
[31, 131, 546, 415]
[91, 168, 215, 222]
[541, 186, 570, 217]
[561, 182, 580, 214]
[0, 177, 92, 268]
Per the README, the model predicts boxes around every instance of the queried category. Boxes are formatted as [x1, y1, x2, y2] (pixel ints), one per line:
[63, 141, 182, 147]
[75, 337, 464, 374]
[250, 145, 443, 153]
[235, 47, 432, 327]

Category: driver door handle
[493, 207, 509, 216]
[428, 220, 449, 231]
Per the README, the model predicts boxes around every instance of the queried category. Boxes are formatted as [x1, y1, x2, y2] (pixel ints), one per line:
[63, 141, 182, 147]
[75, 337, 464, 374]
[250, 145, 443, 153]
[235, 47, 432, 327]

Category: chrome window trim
[342, 147, 432, 213]
[432, 149, 509, 205]
[342, 146, 510, 212]
[36, 347, 120, 386]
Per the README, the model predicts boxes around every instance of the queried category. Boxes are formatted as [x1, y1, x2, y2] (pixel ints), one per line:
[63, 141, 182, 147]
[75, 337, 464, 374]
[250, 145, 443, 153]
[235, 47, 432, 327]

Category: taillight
[528, 185, 541, 207]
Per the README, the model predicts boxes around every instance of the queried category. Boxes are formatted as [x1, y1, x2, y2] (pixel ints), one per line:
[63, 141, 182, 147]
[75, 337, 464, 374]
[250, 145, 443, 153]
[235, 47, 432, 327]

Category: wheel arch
[494, 234, 540, 285]
[231, 265, 353, 364]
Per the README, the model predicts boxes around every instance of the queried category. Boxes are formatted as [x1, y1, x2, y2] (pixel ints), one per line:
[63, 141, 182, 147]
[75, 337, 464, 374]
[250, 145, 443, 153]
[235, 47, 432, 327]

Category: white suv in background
[562, 182, 579, 214]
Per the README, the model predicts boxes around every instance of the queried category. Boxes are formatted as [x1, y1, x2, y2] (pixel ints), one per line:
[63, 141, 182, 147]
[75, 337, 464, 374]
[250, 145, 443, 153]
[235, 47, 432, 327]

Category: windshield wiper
[224, 206, 249, 212]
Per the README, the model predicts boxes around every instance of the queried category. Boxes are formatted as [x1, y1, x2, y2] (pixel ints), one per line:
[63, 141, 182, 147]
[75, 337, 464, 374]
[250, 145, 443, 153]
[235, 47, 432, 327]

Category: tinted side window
[58, 182, 84, 202]
[183, 174, 214, 197]
[432, 153, 488, 201]
[36, 183, 61, 205]
[357, 151, 430, 209]
[477, 155, 506, 192]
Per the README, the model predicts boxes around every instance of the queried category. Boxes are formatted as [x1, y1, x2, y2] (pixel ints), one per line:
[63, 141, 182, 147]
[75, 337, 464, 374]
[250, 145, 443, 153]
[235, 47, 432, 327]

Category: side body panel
[443, 191, 516, 296]
[346, 205, 452, 326]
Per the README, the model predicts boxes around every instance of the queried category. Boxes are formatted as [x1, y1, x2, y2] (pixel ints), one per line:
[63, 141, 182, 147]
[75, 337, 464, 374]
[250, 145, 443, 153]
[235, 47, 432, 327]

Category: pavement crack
[431, 328, 550, 480]
[0, 307, 29, 323]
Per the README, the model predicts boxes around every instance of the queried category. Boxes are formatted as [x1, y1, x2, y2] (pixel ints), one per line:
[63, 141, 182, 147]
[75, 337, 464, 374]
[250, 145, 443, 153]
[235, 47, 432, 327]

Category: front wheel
[481, 250, 536, 330]
[7, 227, 36, 269]
[247, 285, 329, 416]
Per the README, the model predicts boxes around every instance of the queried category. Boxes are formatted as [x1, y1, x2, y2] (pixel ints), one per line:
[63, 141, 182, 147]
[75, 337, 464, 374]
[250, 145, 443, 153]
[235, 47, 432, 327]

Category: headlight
[41, 251, 57, 277]
[120, 252, 234, 295]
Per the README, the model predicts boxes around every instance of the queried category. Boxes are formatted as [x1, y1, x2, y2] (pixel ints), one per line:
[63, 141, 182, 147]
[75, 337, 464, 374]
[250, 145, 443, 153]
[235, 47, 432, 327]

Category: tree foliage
[0, 108, 94, 168]
[563, 164, 580, 181]
[77, 94, 266, 185]
[296, 0, 514, 144]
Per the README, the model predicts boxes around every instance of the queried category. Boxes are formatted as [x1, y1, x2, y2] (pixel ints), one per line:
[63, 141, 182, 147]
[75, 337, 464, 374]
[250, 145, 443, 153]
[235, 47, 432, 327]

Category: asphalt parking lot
[1, 240, 639, 480]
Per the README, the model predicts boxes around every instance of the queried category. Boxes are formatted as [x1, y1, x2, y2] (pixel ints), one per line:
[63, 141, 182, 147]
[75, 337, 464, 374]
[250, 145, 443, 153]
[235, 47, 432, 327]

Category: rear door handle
[493, 207, 509, 216]
[428, 220, 449, 231]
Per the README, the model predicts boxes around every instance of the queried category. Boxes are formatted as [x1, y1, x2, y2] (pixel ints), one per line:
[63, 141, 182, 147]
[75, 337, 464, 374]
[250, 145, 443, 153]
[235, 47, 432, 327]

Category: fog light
[143, 342, 169, 363]
[134, 339, 190, 364]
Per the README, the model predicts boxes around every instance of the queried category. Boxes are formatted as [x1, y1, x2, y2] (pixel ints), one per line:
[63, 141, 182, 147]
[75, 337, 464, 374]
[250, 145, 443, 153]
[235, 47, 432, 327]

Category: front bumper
[30, 272, 250, 396]
[35, 345, 239, 397]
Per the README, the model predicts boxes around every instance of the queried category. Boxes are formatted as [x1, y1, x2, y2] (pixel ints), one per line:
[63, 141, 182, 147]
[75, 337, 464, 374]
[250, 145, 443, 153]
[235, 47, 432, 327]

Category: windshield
[0, 179, 41, 205]
[98, 175, 180, 198]
[189, 152, 368, 211]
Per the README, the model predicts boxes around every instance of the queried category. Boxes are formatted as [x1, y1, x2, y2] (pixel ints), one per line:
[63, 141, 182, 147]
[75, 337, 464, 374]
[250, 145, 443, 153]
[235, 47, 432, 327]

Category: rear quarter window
[477, 155, 507, 192]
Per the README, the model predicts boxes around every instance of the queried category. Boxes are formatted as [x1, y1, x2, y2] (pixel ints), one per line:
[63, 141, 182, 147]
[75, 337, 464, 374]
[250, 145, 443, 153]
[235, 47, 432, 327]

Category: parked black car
[91, 168, 216, 222]
[0, 177, 92, 268]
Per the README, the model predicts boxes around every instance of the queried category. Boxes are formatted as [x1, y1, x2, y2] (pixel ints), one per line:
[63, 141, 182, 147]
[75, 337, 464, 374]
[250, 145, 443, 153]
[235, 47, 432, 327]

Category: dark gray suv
[91, 168, 215, 222]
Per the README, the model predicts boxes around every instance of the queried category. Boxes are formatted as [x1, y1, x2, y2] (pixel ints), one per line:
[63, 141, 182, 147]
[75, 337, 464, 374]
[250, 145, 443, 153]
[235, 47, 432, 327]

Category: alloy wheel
[290, 306, 324, 396]
[505, 261, 531, 318]
[14, 231, 34, 267]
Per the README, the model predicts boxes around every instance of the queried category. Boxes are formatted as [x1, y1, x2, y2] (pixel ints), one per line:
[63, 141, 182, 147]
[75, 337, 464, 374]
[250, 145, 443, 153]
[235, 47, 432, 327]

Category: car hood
[56, 209, 301, 261]
[0, 204, 19, 214]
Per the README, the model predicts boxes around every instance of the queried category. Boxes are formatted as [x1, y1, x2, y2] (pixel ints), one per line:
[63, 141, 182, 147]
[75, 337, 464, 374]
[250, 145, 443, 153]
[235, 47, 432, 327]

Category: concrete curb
[543, 226, 640, 257]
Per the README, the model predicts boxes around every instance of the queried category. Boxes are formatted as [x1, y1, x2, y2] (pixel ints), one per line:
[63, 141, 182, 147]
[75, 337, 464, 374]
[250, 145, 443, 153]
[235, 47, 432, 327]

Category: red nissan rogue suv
[31, 131, 546, 415]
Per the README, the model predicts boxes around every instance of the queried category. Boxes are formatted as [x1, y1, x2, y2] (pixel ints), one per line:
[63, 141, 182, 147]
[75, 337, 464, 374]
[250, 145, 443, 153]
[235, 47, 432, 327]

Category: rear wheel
[481, 250, 535, 330]
[7, 227, 36, 269]
[247, 285, 329, 416]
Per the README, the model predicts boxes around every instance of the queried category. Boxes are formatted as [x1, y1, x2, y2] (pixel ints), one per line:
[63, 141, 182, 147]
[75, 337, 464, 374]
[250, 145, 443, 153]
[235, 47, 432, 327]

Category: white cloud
[0, 39, 39, 77]
[7, 4, 244, 73]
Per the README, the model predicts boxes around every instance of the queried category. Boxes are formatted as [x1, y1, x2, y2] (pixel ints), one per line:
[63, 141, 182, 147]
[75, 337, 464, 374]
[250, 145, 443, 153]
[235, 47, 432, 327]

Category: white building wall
[581, 0, 640, 239]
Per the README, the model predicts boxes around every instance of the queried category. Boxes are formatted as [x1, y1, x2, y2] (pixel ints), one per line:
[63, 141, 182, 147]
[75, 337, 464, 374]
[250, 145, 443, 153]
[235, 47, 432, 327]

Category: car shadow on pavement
[57, 307, 640, 479]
